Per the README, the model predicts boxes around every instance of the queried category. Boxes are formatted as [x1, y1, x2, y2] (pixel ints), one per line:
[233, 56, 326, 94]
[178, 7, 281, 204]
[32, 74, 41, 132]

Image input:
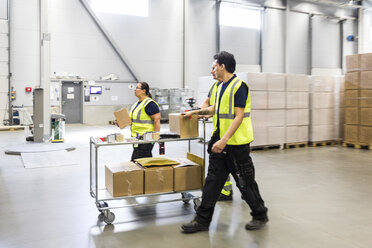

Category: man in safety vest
[181, 51, 268, 233]
[199, 61, 234, 201]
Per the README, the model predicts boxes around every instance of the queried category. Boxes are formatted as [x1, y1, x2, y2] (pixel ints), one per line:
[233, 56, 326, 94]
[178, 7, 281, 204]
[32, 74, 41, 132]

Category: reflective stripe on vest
[213, 77, 254, 145]
[209, 81, 219, 106]
[132, 98, 153, 124]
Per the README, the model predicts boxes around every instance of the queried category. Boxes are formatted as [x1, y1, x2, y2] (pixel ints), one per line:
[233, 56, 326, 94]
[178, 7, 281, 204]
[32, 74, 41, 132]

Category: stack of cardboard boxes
[309, 75, 336, 142]
[344, 54, 372, 145]
[285, 74, 310, 143]
[238, 72, 286, 146]
[105, 157, 203, 197]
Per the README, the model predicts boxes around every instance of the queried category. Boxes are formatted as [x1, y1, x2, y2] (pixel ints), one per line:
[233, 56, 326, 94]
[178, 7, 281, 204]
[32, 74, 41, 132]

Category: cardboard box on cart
[168, 113, 199, 138]
[105, 162, 144, 197]
[173, 158, 202, 192]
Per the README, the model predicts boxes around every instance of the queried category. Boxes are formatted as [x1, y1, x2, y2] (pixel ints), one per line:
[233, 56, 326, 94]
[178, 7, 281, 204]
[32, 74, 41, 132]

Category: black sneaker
[217, 191, 233, 201]
[245, 217, 269, 230]
[181, 220, 209, 233]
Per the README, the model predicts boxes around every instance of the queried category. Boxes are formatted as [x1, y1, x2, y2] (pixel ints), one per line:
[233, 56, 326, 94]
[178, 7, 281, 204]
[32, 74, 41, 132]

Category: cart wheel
[98, 212, 105, 222]
[193, 198, 201, 211]
[181, 192, 191, 204]
[97, 201, 109, 211]
[103, 211, 115, 225]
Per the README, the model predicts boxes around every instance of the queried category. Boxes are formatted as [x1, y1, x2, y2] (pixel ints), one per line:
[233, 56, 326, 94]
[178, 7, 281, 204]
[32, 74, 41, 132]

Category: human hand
[212, 139, 227, 153]
[181, 111, 193, 119]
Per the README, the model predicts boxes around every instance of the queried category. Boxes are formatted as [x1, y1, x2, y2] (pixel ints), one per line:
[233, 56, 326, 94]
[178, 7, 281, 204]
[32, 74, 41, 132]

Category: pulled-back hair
[213, 51, 236, 73]
[139, 82, 152, 99]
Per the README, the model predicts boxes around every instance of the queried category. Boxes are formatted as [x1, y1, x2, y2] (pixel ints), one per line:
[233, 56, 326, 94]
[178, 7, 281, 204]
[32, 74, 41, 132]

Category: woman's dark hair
[213, 51, 236, 73]
[139, 82, 152, 99]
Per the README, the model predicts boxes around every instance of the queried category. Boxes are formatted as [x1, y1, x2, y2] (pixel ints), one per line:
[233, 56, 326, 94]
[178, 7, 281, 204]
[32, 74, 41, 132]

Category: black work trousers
[131, 143, 154, 161]
[195, 134, 268, 225]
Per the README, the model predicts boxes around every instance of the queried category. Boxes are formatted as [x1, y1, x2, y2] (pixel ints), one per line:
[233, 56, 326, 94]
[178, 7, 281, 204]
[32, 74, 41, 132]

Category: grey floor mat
[21, 150, 78, 169]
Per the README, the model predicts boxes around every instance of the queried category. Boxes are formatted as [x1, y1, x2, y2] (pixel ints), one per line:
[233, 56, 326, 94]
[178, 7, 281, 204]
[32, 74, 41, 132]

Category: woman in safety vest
[129, 82, 161, 160]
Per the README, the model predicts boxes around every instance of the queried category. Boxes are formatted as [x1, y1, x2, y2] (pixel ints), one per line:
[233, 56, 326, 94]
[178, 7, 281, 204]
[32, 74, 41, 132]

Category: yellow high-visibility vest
[208, 81, 220, 106]
[212, 77, 254, 145]
[129, 97, 159, 137]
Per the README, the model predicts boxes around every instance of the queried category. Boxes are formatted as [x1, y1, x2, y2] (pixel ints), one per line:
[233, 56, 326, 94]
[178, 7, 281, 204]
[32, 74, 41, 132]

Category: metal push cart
[90, 136, 206, 224]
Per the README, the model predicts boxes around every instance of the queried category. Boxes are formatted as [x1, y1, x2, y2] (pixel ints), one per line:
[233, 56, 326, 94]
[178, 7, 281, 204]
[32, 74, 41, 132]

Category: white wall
[185, 0, 216, 92]
[0, 0, 7, 20]
[10, 0, 40, 107]
[312, 15, 341, 69]
[288, 11, 309, 74]
[49, 0, 130, 82]
[361, 9, 372, 53]
[90, 0, 184, 89]
[262, 8, 285, 73]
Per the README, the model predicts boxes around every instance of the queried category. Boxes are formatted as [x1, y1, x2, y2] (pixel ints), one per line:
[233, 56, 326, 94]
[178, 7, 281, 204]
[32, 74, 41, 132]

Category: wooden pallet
[342, 141, 372, 150]
[309, 140, 339, 147]
[284, 142, 308, 149]
[251, 144, 281, 151]
[0, 125, 25, 131]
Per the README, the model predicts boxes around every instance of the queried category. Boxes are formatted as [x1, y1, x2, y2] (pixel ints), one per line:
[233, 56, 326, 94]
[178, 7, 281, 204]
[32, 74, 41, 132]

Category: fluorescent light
[91, 0, 149, 17]
[220, 2, 261, 29]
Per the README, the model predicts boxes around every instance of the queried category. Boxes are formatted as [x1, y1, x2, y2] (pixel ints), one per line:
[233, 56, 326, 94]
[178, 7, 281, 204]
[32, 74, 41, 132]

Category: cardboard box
[105, 162, 144, 197]
[360, 53, 372, 71]
[339, 92, 345, 108]
[286, 74, 309, 92]
[267, 73, 285, 91]
[268, 126, 285, 145]
[311, 76, 334, 92]
[173, 163, 202, 192]
[267, 110, 285, 126]
[310, 124, 335, 141]
[360, 90, 372, 107]
[311, 108, 335, 125]
[285, 125, 309, 143]
[286, 92, 309, 108]
[268, 92, 285, 109]
[344, 90, 359, 108]
[251, 110, 268, 126]
[168, 113, 199, 138]
[251, 126, 267, 146]
[114, 108, 131, 129]
[286, 109, 309, 126]
[345, 72, 360, 90]
[359, 126, 372, 144]
[361, 71, 372, 89]
[250, 91, 268, 109]
[245, 72, 267, 91]
[346, 54, 360, 72]
[144, 166, 173, 194]
[345, 107, 359, 125]
[312, 93, 334, 109]
[360, 108, 372, 126]
[344, 125, 359, 142]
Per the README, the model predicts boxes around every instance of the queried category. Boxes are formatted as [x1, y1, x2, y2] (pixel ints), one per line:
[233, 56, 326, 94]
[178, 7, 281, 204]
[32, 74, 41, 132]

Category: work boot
[181, 219, 209, 233]
[245, 217, 269, 230]
[217, 190, 233, 201]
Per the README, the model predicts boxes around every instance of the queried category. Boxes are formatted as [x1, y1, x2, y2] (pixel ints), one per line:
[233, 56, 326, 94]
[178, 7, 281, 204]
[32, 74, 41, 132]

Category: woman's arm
[151, 112, 161, 132]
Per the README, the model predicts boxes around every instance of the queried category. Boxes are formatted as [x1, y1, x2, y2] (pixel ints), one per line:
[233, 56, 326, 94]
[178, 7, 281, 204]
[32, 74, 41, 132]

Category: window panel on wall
[312, 16, 341, 69]
[219, 2, 261, 66]
[288, 12, 309, 75]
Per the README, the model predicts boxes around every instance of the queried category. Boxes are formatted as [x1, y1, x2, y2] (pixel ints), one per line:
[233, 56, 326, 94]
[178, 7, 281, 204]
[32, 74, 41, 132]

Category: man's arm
[200, 97, 210, 109]
[151, 113, 161, 132]
[182, 105, 215, 117]
[211, 107, 244, 153]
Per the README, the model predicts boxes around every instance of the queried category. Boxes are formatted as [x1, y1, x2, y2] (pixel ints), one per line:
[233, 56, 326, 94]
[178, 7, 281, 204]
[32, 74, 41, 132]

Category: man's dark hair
[213, 51, 236, 73]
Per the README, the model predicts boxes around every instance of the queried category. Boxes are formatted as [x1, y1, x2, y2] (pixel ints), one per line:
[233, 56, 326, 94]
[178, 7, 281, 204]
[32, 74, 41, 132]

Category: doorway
[61, 81, 83, 123]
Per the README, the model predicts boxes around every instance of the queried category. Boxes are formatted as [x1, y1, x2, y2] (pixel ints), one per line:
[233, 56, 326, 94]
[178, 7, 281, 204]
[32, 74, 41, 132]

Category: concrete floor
[0, 124, 372, 248]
